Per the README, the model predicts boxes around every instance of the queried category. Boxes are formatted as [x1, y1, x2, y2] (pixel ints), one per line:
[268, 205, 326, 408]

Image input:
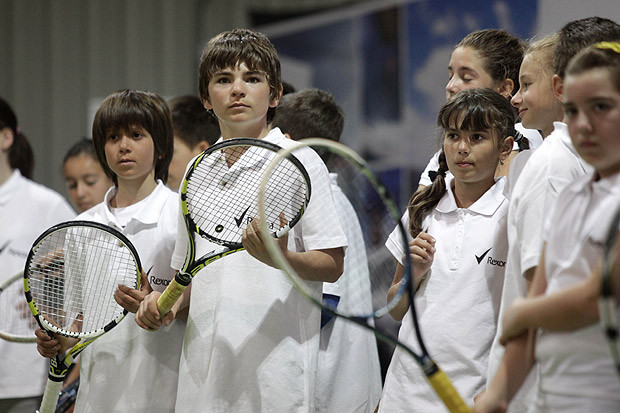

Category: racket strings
[186, 144, 308, 243]
[28, 226, 138, 336]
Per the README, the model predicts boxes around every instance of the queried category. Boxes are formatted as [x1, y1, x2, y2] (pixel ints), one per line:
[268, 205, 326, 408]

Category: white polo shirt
[418, 123, 543, 186]
[73, 181, 183, 413]
[0, 170, 75, 399]
[316, 173, 382, 413]
[172, 128, 347, 412]
[533, 171, 620, 412]
[379, 177, 509, 412]
[486, 122, 592, 412]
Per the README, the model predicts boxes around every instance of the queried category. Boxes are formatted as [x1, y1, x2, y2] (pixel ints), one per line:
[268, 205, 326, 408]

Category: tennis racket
[156, 137, 311, 316]
[24, 220, 141, 413]
[0, 270, 37, 342]
[257, 138, 470, 413]
[600, 204, 620, 377]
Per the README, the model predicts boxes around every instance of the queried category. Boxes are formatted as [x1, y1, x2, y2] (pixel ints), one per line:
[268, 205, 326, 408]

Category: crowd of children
[0, 14, 619, 413]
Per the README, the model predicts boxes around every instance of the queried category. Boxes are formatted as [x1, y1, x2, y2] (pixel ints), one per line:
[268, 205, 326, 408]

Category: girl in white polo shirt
[378, 88, 514, 412]
[474, 42, 620, 413]
[36, 89, 183, 413]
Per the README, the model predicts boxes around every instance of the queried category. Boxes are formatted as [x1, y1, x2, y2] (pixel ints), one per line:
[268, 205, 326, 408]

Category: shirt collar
[97, 180, 170, 227]
[436, 176, 507, 216]
[553, 122, 592, 174]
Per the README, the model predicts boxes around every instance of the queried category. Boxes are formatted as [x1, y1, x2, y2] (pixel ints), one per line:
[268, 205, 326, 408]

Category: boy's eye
[247, 76, 260, 83]
[472, 134, 485, 141]
[446, 132, 459, 140]
[593, 102, 611, 113]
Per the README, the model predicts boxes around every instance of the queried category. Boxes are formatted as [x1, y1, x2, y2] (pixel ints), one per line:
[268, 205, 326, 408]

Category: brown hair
[0, 97, 34, 179]
[198, 28, 282, 123]
[565, 42, 620, 93]
[92, 89, 173, 185]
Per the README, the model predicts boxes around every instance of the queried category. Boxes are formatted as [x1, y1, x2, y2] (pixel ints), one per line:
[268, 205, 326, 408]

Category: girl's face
[63, 153, 113, 212]
[204, 62, 279, 137]
[446, 47, 496, 100]
[563, 68, 620, 179]
[443, 117, 511, 186]
[104, 125, 157, 185]
[511, 53, 562, 137]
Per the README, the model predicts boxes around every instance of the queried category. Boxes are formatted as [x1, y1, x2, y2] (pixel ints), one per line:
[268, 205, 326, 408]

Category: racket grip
[427, 368, 471, 413]
[157, 279, 187, 317]
[39, 378, 63, 413]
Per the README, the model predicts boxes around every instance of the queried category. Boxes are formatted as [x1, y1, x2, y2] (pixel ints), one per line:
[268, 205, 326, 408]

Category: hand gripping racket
[600, 203, 620, 378]
[0, 270, 37, 343]
[23, 220, 141, 413]
[156, 137, 311, 316]
[257, 138, 471, 413]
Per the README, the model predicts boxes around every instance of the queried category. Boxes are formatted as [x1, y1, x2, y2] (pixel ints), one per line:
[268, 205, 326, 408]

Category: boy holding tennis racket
[475, 41, 620, 413]
[36, 89, 183, 413]
[136, 29, 347, 412]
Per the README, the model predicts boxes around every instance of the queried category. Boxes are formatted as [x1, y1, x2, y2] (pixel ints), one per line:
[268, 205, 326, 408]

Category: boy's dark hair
[457, 29, 525, 95]
[272, 88, 344, 142]
[554, 17, 620, 79]
[408, 88, 516, 238]
[566, 42, 620, 93]
[0, 96, 34, 179]
[92, 89, 173, 185]
[168, 95, 220, 148]
[198, 28, 282, 123]
[62, 137, 97, 167]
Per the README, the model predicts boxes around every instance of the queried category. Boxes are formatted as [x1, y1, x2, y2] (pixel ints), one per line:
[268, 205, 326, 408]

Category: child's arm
[242, 218, 344, 283]
[387, 232, 435, 321]
[114, 270, 154, 313]
[134, 280, 191, 330]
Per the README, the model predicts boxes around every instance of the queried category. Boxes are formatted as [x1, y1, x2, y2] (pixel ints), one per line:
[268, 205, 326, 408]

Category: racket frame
[257, 138, 471, 413]
[600, 204, 620, 377]
[0, 270, 36, 343]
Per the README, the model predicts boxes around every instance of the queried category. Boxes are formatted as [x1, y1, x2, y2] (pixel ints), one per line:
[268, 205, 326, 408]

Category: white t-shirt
[533, 171, 620, 412]
[418, 123, 543, 186]
[0, 170, 75, 399]
[486, 122, 592, 412]
[73, 182, 183, 413]
[317, 173, 382, 413]
[172, 128, 348, 412]
[379, 177, 509, 412]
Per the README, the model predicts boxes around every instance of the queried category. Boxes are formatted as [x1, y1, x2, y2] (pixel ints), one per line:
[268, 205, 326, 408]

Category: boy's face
[564, 68, 620, 179]
[511, 54, 562, 137]
[204, 62, 278, 135]
[104, 125, 157, 185]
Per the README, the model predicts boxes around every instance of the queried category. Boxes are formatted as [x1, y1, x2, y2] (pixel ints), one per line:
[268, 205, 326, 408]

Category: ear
[195, 140, 210, 153]
[284, 133, 292, 140]
[552, 75, 563, 102]
[0, 127, 14, 151]
[269, 84, 283, 108]
[500, 136, 515, 161]
[497, 78, 515, 99]
[203, 98, 213, 110]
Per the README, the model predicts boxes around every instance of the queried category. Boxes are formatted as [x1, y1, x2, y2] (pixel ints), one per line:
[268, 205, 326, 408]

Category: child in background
[475, 41, 620, 413]
[481, 17, 620, 412]
[379, 88, 514, 412]
[419, 29, 540, 189]
[167, 95, 220, 191]
[36, 89, 183, 413]
[0, 97, 75, 413]
[136, 29, 347, 412]
[272, 88, 382, 413]
[62, 137, 113, 212]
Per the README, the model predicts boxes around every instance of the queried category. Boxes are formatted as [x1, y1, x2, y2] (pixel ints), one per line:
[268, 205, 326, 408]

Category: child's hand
[35, 318, 79, 358]
[242, 214, 288, 269]
[114, 270, 153, 313]
[135, 291, 174, 330]
[408, 232, 435, 284]
[500, 298, 527, 345]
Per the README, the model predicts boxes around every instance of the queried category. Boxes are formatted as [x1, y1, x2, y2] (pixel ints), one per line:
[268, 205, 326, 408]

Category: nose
[574, 111, 593, 135]
[457, 139, 470, 155]
[511, 88, 522, 108]
[446, 77, 459, 99]
[76, 181, 87, 199]
[231, 78, 246, 97]
[119, 135, 131, 152]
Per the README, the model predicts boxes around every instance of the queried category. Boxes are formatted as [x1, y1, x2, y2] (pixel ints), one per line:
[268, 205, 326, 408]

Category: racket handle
[39, 378, 63, 413]
[157, 278, 188, 317]
[427, 368, 471, 413]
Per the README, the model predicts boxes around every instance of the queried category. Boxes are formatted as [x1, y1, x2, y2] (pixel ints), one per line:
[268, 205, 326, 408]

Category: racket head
[24, 220, 141, 340]
[600, 204, 620, 376]
[0, 270, 37, 342]
[257, 138, 410, 320]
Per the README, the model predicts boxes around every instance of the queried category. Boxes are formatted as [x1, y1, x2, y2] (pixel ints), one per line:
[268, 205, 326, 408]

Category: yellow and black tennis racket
[156, 138, 311, 316]
[600, 204, 620, 378]
[24, 221, 141, 413]
[258, 138, 470, 413]
[0, 270, 37, 343]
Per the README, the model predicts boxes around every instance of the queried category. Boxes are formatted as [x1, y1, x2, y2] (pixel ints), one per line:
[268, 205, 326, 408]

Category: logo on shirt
[234, 206, 251, 228]
[475, 248, 506, 267]
[147, 266, 171, 287]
